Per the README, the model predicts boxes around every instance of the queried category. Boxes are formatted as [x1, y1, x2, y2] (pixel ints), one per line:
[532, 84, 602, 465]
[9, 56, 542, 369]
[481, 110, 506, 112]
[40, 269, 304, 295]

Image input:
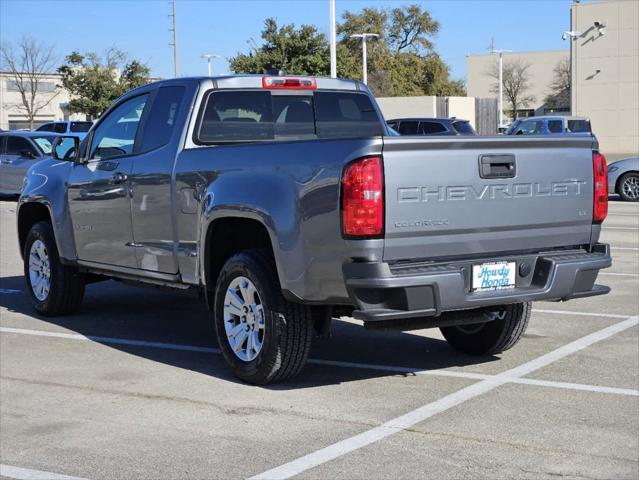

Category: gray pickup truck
[17, 75, 612, 384]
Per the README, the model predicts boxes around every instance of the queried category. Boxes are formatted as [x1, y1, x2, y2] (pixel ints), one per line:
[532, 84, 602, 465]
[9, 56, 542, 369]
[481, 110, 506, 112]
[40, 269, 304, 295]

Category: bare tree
[544, 57, 571, 111]
[0, 37, 60, 129]
[488, 59, 535, 120]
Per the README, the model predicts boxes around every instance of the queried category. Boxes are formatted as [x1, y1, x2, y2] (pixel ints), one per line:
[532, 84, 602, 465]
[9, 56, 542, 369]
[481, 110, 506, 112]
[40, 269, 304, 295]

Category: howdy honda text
[397, 180, 587, 203]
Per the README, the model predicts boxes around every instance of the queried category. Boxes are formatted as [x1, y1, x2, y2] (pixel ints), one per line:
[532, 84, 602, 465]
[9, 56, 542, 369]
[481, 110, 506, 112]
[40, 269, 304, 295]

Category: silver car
[0, 132, 67, 196]
[608, 156, 639, 202]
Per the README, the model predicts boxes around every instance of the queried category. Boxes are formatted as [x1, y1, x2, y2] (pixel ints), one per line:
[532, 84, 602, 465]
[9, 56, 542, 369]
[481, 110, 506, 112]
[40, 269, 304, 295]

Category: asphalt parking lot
[0, 199, 637, 480]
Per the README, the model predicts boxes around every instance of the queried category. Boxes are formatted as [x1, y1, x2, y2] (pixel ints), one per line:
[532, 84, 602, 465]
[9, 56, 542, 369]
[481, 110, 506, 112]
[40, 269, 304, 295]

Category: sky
[0, 0, 573, 81]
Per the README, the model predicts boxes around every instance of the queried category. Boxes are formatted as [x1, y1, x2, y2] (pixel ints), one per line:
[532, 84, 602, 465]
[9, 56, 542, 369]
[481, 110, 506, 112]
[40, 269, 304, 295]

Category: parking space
[1, 199, 638, 479]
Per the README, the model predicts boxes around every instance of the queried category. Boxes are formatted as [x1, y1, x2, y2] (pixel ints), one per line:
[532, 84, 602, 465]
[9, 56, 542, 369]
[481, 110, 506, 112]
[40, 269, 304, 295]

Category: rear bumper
[343, 244, 612, 322]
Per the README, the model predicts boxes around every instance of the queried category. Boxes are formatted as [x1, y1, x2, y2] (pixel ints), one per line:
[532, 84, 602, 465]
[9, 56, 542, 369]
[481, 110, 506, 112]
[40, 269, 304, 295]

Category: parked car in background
[608, 156, 639, 201]
[386, 117, 476, 136]
[0, 132, 74, 196]
[506, 116, 592, 136]
[35, 120, 93, 140]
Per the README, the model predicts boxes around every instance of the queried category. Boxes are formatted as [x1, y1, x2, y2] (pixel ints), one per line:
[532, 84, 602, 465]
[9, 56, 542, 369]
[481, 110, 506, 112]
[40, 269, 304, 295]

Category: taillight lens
[593, 152, 608, 223]
[341, 156, 384, 237]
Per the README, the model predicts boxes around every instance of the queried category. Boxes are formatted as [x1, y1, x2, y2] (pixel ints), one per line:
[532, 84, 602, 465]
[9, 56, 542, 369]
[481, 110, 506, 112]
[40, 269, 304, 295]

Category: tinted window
[199, 91, 273, 143]
[140, 86, 185, 152]
[314, 92, 383, 138]
[567, 119, 591, 133]
[90, 94, 148, 160]
[387, 121, 398, 130]
[452, 121, 475, 135]
[516, 120, 544, 135]
[547, 120, 563, 133]
[398, 121, 418, 135]
[6, 136, 38, 156]
[70, 121, 93, 133]
[273, 95, 315, 137]
[420, 121, 447, 134]
[36, 123, 54, 132]
[53, 123, 67, 134]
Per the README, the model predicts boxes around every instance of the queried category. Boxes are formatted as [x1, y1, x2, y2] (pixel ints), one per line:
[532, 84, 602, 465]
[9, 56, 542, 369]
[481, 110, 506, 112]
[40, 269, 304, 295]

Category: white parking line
[612, 247, 639, 251]
[599, 272, 639, 277]
[0, 288, 21, 294]
[604, 227, 639, 231]
[249, 316, 639, 480]
[532, 308, 631, 319]
[2, 318, 638, 399]
[0, 464, 87, 480]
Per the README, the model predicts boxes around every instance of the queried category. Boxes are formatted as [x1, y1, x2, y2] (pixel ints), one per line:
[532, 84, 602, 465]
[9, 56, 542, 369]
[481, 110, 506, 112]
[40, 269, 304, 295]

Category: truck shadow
[0, 275, 499, 389]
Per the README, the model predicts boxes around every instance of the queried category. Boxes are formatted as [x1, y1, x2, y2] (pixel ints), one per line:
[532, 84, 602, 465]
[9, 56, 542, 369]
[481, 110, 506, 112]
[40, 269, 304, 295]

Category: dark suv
[386, 117, 476, 136]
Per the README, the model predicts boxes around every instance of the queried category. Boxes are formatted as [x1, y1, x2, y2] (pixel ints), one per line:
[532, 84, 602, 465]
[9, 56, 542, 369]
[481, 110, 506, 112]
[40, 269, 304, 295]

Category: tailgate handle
[479, 154, 516, 179]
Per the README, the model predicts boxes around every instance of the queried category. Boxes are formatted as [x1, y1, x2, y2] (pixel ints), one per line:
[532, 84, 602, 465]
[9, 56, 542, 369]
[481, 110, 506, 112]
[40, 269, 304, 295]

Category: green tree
[58, 48, 150, 118]
[229, 18, 330, 75]
[229, 5, 464, 98]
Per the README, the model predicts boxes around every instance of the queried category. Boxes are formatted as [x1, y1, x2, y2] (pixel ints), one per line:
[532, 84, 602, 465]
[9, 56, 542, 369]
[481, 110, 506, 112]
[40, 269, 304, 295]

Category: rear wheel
[213, 249, 313, 385]
[618, 172, 639, 202]
[23, 221, 85, 316]
[440, 302, 531, 355]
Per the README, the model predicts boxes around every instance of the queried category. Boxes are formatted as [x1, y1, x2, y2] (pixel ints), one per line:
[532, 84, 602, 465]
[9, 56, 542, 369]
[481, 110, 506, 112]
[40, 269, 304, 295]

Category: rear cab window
[53, 123, 67, 134]
[196, 90, 383, 144]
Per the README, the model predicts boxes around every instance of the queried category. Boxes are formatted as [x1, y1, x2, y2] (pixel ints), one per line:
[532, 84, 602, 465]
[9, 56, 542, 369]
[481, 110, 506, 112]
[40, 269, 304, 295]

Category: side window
[140, 86, 186, 152]
[198, 91, 273, 143]
[53, 123, 67, 134]
[420, 122, 447, 134]
[90, 94, 148, 160]
[36, 123, 53, 132]
[548, 120, 563, 133]
[397, 121, 419, 135]
[272, 95, 315, 137]
[6, 136, 38, 156]
[387, 121, 398, 130]
[567, 120, 591, 133]
[516, 120, 543, 135]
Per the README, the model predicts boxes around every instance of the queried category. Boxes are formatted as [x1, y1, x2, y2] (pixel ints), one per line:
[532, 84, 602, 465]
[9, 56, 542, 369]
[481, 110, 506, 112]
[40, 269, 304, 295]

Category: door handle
[479, 154, 516, 179]
[110, 172, 128, 184]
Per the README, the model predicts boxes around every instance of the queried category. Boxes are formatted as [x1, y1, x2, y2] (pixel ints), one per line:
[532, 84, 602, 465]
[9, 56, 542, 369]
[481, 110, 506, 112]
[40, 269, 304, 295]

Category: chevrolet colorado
[17, 75, 612, 384]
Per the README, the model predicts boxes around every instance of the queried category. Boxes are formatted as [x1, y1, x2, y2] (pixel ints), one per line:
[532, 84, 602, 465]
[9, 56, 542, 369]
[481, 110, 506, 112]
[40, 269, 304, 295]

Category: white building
[0, 71, 86, 130]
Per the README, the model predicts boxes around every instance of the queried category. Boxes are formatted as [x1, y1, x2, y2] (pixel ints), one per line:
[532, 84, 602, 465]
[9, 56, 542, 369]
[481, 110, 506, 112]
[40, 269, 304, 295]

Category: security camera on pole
[350, 33, 379, 85]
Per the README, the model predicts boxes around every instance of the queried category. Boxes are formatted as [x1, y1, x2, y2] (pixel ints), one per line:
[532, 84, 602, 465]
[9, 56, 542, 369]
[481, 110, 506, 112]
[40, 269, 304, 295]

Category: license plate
[472, 261, 516, 291]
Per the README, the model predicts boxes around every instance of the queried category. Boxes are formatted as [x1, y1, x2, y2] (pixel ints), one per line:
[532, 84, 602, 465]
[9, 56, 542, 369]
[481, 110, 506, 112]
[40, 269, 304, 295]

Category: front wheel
[618, 172, 639, 202]
[23, 221, 85, 316]
[440, 302, 531, 355]
[213, 250, 313, 385]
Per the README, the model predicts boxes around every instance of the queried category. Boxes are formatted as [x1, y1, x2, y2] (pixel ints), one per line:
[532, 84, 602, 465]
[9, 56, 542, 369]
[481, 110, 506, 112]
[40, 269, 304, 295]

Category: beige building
[0, 72, 85, 130]
[571, 0, 638, 157]
[466, 49, 570, 118]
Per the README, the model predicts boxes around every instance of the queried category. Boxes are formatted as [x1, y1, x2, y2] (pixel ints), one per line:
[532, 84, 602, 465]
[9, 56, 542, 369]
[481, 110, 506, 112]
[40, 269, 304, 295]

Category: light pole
[490, 46, 511, 129]
[350, 33, 378, 85]
[329, 0, 337, 78]
[201, 54, 220, 76]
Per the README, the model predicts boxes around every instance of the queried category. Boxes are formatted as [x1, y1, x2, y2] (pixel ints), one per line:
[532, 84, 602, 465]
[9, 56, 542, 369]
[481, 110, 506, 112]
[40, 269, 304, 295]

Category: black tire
[23, 221, 85, 316]
[618, 172, 639, 202]
[440, 302, 531, 355]
[213, 249, 313, 385]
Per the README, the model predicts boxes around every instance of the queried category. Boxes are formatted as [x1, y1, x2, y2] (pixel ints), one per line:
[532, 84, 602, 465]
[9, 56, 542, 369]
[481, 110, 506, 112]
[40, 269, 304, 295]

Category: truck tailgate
[382, 136, 597, 262]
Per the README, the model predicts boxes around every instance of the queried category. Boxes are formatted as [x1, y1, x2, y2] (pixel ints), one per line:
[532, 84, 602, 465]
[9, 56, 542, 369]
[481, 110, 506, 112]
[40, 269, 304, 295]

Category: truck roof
[135, 74, 364, 92]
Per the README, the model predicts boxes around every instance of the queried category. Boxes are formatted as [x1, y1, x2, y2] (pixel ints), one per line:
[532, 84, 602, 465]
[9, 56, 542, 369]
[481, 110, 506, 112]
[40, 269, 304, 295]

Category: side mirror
[52, 136, 80, 162]
[20, 150, 37, 159]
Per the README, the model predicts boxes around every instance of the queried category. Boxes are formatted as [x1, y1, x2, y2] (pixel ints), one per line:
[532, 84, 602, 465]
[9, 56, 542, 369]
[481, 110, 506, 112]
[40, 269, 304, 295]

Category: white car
[608, 156, 639, 202]
[35, 120, 93, 141]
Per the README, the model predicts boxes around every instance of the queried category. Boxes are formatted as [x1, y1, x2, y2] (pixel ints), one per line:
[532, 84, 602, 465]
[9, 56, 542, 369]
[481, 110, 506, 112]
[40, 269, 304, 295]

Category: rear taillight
[341, 156, 384, 237]
[593, 152, 608, 223]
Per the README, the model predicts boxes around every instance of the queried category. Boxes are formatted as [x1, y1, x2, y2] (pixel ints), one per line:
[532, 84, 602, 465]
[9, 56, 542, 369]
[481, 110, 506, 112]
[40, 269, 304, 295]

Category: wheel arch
[17, 202, 54, 259]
